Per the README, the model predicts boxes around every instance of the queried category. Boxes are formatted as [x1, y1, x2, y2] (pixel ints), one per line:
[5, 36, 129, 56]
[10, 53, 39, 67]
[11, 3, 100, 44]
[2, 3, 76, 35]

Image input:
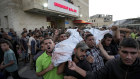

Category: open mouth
[48, 47, 51, 49]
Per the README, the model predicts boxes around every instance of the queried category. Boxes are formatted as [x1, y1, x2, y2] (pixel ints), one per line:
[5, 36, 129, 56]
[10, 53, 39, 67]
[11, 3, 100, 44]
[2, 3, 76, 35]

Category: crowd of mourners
[0, 26, 140, 79]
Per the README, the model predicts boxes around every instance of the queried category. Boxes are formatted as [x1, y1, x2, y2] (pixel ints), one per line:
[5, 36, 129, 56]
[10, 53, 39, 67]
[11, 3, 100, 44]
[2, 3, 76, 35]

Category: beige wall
[22, 0, 89, 21]
[90, 18, 113, 27]
[0, 0, 89, 35]
[0, 0, 15, 32]
[0, 0, 48, 36]
[73, 0, 89, 21]
[65, 18, 75, 28]
[13, 10, 48, 32]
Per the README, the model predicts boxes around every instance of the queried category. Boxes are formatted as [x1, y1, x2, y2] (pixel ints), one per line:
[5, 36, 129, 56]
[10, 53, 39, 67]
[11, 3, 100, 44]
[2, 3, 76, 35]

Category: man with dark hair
[58, 32, 67, 42]
[64, 41, 92, 79]
[28, 32, 37, 70]
[0, 28, 4, 33]
[36, 38, 63, 79]
[36, 35, 44, 52]
[23, 28, 27, 33]
[33, 41, 45, 61]
[20, 32, 28, 64]
[120, 31, 125, 41]
[38, 35, 44, 42]
[0, 39, 20, 79]
[68, 38, 140, 79]
[102, 27, 106, 30]
[101, 33, 119, 61]
[8, 28, 15, 37]
[84, 34, 104, 72]
[12, 32, 20, 64]
[27, 30, 32, 37]
[2, 32, 19, 64]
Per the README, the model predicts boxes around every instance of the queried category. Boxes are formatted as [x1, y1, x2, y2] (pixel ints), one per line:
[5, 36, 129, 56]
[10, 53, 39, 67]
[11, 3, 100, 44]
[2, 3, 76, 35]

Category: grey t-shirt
[4, 49, 18, 72]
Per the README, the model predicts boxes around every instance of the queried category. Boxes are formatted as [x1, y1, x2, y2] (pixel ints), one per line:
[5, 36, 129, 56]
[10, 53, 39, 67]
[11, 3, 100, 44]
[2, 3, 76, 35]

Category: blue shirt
[20, 37, 28, 51]
[8, 32, 13, 37]
[4, 49, 18, 72]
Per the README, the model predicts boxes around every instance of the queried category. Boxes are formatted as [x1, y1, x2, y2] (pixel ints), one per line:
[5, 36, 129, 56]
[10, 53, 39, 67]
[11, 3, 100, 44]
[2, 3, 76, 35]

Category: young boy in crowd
[0, 39, 20, 79]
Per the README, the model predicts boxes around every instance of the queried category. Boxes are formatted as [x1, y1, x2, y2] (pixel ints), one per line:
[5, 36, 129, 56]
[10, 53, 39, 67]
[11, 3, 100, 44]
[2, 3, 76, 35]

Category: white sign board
[48, 0, 79, 16]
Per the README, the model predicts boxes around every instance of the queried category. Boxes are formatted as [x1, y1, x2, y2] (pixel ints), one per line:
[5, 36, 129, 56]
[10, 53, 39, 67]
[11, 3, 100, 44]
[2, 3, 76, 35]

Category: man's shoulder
[36, 52, 48, 61]
[36, 54, 44, 63]
[37, 52, 45, 58]
[6, 49, 14, 54]
[29, 37, 34, 41]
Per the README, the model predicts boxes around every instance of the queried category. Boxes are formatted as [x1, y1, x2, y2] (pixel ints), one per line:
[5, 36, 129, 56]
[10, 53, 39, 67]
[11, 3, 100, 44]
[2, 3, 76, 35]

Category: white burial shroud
[52, 28, 113, 66]
[84, 28, 113, 44]
[52, 29, 83, 67]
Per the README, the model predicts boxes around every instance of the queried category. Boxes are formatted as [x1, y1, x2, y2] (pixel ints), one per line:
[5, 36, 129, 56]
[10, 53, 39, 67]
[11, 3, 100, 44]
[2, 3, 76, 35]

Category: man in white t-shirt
[28, 32, 37, 70]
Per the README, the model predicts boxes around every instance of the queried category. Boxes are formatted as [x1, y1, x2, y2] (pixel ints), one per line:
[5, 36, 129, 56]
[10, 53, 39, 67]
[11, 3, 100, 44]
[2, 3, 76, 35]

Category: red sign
[54, 2, 77, 13]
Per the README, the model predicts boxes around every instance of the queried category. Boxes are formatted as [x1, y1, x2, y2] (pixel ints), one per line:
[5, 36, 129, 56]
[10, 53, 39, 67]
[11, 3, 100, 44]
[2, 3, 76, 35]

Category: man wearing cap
[68, 38, 140, 79]
[64, 41, 92, 79]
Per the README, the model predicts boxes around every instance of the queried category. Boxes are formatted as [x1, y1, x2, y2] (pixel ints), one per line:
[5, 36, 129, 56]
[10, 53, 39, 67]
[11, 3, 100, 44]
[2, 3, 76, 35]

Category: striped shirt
[87, 47, 104, 72]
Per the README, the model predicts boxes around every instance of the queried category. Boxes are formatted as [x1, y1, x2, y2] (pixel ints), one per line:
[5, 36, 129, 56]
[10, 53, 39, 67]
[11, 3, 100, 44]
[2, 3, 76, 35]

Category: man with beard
[85, 34, 104, 72]
[100, 33, 119, 61]
[64, 41, 92, 79]
[36, 38, 63, 79]
[68, 38, 140, 79]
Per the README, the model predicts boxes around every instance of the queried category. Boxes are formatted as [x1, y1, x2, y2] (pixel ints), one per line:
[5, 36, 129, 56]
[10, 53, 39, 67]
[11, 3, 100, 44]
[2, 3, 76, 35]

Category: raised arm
[68, 61, 110, 79]
[98, 41, 114, 60]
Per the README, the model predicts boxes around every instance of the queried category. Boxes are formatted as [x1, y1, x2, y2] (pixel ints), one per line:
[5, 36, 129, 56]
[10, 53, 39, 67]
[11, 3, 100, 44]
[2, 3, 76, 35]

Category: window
[4, 16, 9, 28]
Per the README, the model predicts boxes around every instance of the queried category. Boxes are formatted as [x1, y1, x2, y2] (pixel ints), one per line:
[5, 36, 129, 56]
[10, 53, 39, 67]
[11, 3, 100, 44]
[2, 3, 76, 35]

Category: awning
[84, 22, 92, 24]
[73, 20, 92, 24]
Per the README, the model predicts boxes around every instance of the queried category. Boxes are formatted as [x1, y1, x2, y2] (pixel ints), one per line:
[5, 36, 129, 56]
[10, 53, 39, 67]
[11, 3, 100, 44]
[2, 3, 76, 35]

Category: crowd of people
[0, 26, 140, 79]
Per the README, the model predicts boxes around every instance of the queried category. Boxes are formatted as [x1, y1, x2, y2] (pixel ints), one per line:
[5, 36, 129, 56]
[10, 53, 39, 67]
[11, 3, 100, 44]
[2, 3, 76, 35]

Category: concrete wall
[65, 18, 75, 28]
[73, 0, 89, 21]
[0, 0, 48, 36]
[13, 10, 47, 33]
[0, 0, 15, 32]
[90, 18, 113, 27]
[0, 0, 89, 35]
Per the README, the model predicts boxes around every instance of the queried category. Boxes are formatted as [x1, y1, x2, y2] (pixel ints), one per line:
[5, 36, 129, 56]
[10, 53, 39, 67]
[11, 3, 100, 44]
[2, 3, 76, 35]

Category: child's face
[1, 43, 9, 51]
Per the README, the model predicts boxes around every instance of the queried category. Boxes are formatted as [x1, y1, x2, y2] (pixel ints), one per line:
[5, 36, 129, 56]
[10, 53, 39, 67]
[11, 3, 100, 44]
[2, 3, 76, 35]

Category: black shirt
[103, 44, 118, 56]
[86, 57, 140, 79]
[64, 55, 92, 79]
